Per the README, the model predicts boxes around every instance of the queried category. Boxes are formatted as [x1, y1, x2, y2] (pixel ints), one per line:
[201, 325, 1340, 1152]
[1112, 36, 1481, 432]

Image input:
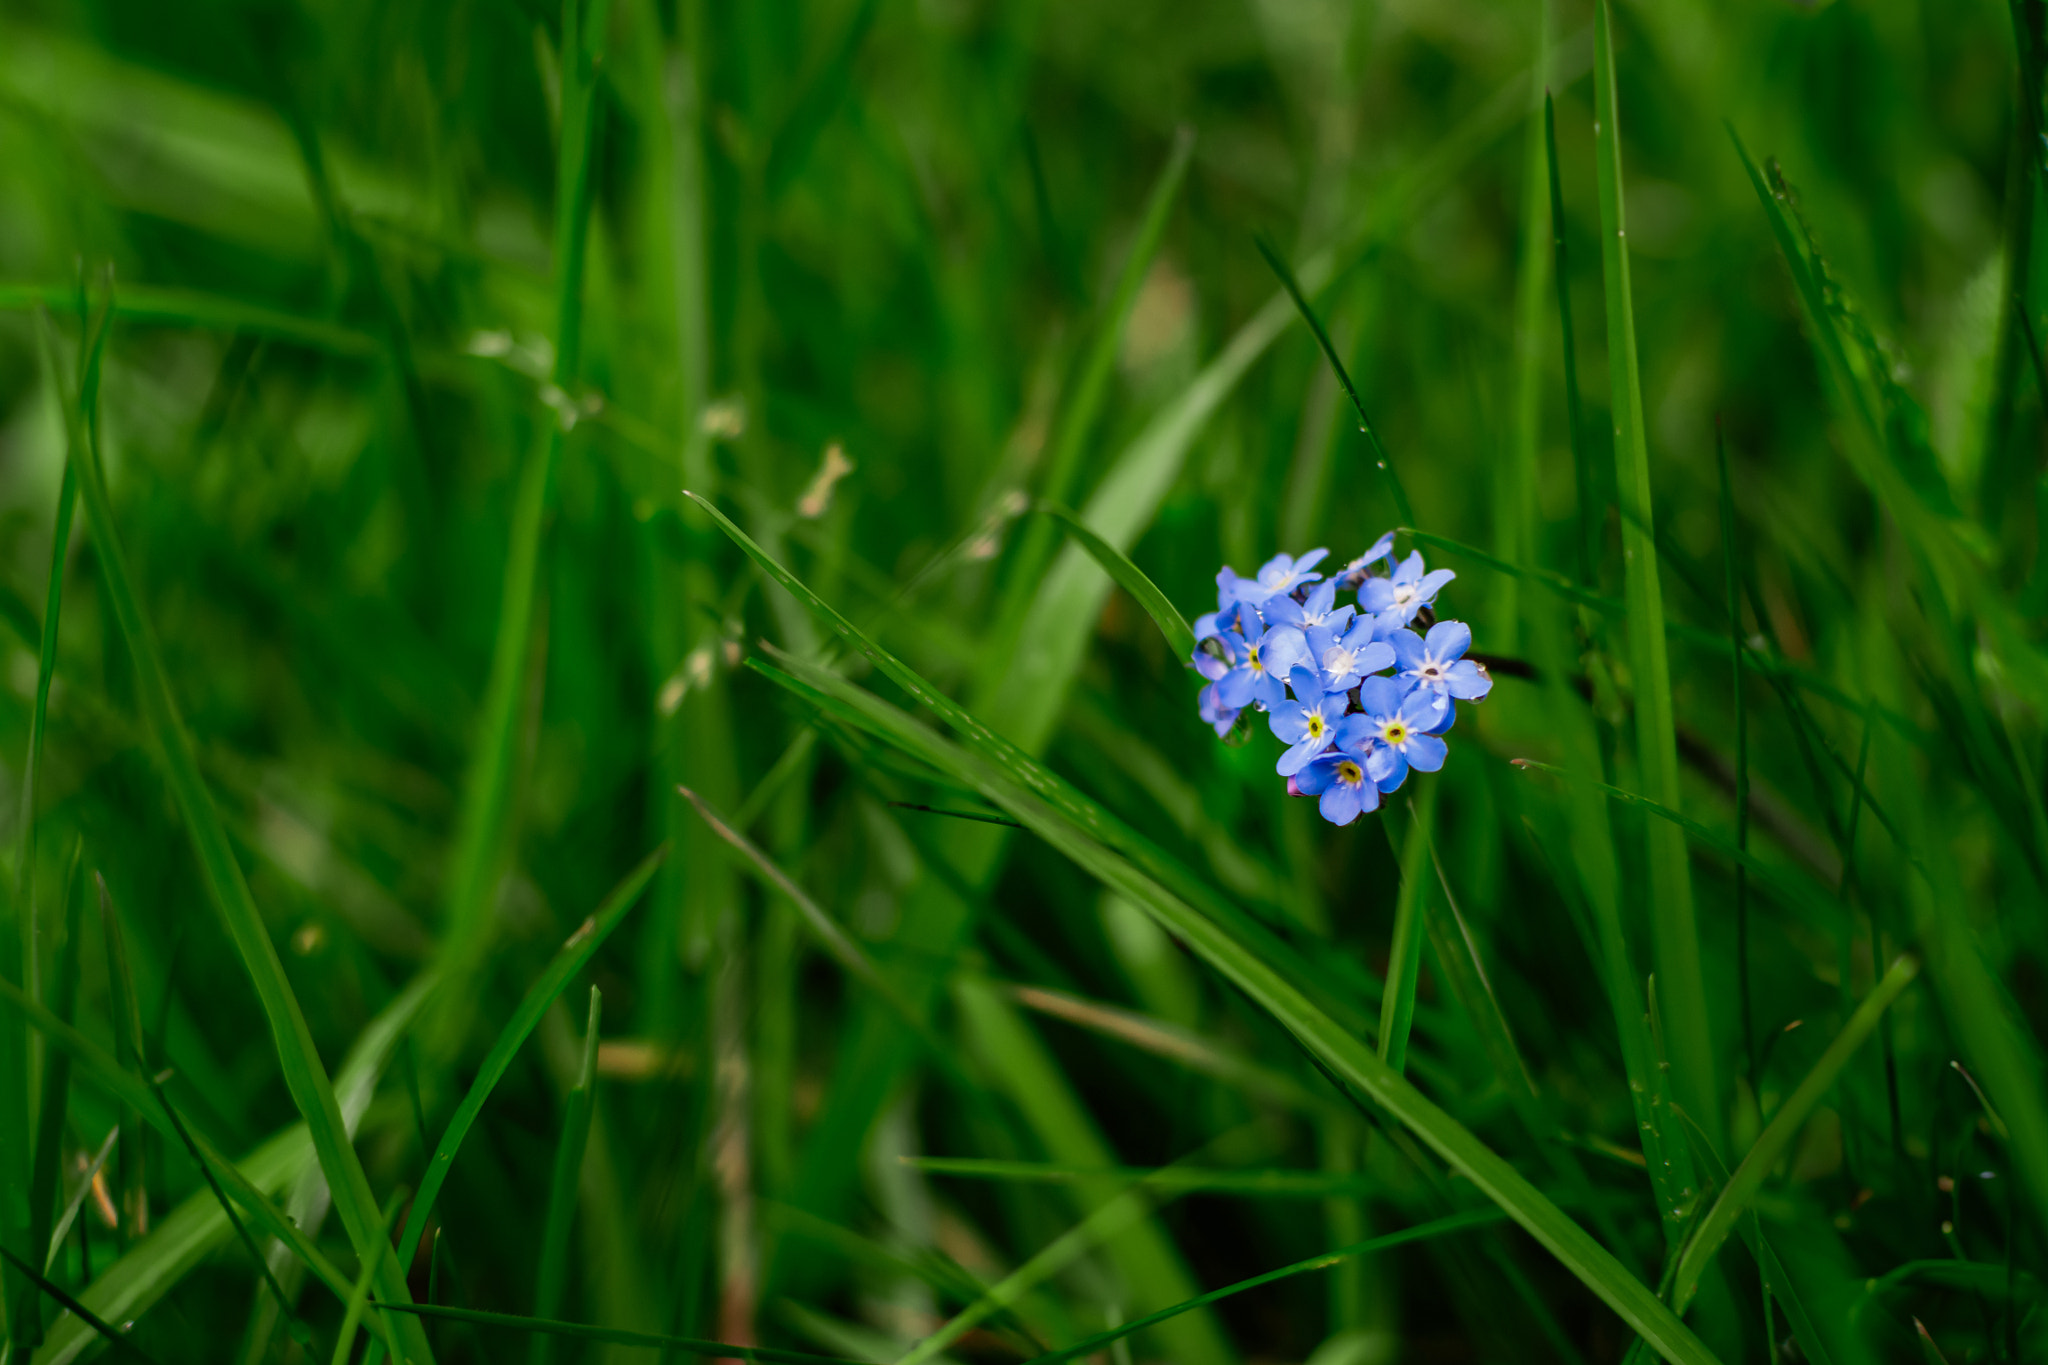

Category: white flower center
[1393, 584, 1415, 605]
[1323, 645, 1357, 677]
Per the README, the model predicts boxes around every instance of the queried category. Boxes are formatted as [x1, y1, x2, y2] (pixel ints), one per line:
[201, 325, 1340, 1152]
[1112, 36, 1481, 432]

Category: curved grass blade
[0, 1244, 161, 1365]
[752, 649, 1722, 1365]
[1252, 236, 1412, 526]
[1670, 954, 1920, 1312]
[1592, 0, 1716, 1149]
[34, 304, 434, 1362]
[370, 1301, 873, 1365]
[1021, 1210, 1503, 1365]
[394, 845, 665, 1275]
[1037, 503, 1194, 662]
[530, 987, 601, 1365]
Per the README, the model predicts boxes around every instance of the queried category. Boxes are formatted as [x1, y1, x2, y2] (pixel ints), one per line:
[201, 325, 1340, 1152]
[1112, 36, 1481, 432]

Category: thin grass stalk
[1591, 0, 1720, 1150]
[1544, 93, 1596, 588]
[1378, 786, 1437, 1075]
[531, 987, 602, 1365]
[35, 301, 437, 1363]
[1716, 420, 1753, 1085]
[25, 840, 83, 1331]
[1498, 0, 1555, 649]
[432, 0, 611, 1058]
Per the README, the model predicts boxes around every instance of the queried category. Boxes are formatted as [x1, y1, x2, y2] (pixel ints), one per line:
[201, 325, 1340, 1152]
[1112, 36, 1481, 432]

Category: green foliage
[2, 0, 2047, 1361]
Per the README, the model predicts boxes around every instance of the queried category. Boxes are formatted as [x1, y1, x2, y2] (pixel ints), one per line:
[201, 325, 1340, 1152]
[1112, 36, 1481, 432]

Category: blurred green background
[3, 0, 2047, 1361]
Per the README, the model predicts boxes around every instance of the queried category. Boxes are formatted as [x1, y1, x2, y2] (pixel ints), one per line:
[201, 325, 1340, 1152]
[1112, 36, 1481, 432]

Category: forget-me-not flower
[1335, 530, 1397, 590]
[1226, 548, 1329, 605]
[1269, 666, 1349, 776]
[1213, 615, 1309, 711]
[1360, 550, 1455, 626]
[1354, 676, 1448, 793]
[1295, 749, 1382, 825]
[1312, 613, 1395, 693]
[1390, 620, 1492, 706]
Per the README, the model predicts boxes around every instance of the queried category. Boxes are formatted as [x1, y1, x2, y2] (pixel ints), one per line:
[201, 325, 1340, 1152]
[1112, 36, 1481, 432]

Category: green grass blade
[26, 976, 431, 1365]
[1591, 0, 1718, 1151]
[395, 845, 664, 1274]
[1021, 1211, 1504, 1365]
[904, 1159, 1373, 1198]
[1252, 236, 1412, 526]
[1716, 421, 1755, 1084]
[952, 977, 1235, 1365]
[1499, 3, 1554, 645]
[1378, 786, 1437, 1075]
[369, 1301, 872, 1365]
[96, 872, 147, 1247]
[530, 986, 601, 1365]
[45, 1128, 116, 1273]
[1037, 502, 1195, 662]
[34, 305, 435, 1361]
[431, 0, 611, 1062]
[1544, 92, 1597, 587]
[751, 649, 1722, 1365]
[1670, 954, 1919, 1312]
[21, 843, 79, 1349]
[0, 283, 381, 358]
[0, 1245, 161, 1365]
[330, 1196, 406, 1365]
[991, 128, 1195, 651]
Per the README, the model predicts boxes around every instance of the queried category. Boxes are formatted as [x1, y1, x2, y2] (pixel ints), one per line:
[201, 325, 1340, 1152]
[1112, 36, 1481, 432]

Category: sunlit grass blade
[1020, 1210, 1504, 1365]
[904, 1159, 1374, 1198]
[1670, 954, 1919, 1312]
[750, 648, 1722, 1365]
[1378, 786, 1437, 1075]
[1252, 236, 1412, 526]
[34, 304, 435, 1361]
[46, 1127, 116, 1272]
[1591, 0, 1718, 1151]
[431, 0, 611, 1063]
[530, 986, 600, 1365]
[991, 128, 1196, 653]
[1037, 502, 1195, 662]
[371, 1300, 872, 1365]
[394, 845, 664, 1274]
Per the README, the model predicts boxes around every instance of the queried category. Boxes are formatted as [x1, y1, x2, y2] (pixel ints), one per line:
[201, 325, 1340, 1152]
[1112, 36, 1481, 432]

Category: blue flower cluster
[1191, 534, 1492, 825]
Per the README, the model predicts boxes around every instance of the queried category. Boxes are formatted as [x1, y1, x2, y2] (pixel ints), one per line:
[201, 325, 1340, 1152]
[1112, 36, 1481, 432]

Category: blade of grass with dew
[394, 844, 663, 1275]
[952, 977, 1237, 1365]
[430, 0, 611, 1064]
[690, 494, 1375, 1036]
[0, 975, 350, 1303]
[752, 647, 1722, 1365]
[1378, 785, 1437, 1075]
[531, 986, 600, 1365]
[1591, 0, 1719, 1152]
[1020, 1210, 1505, 1365]
[34, 305, 436, 1362]
[22, 842, 79, 1347]
[30, 976, 432, 1365]
[905, 1159, 1375, 1198]
[989, 128, 1196, 657]
[0, 1245, 161, 1365]
[1670, 954, 1919, 1312]
[1253, 236, 1412, 526]
[1036, 502, 1195, 662]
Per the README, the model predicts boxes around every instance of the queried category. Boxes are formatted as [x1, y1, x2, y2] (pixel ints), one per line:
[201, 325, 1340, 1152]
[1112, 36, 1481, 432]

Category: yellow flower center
[1306, 713, 1325, 739]
[1336, 760, 1363, 784]
[1383, 720, 1409, 745]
